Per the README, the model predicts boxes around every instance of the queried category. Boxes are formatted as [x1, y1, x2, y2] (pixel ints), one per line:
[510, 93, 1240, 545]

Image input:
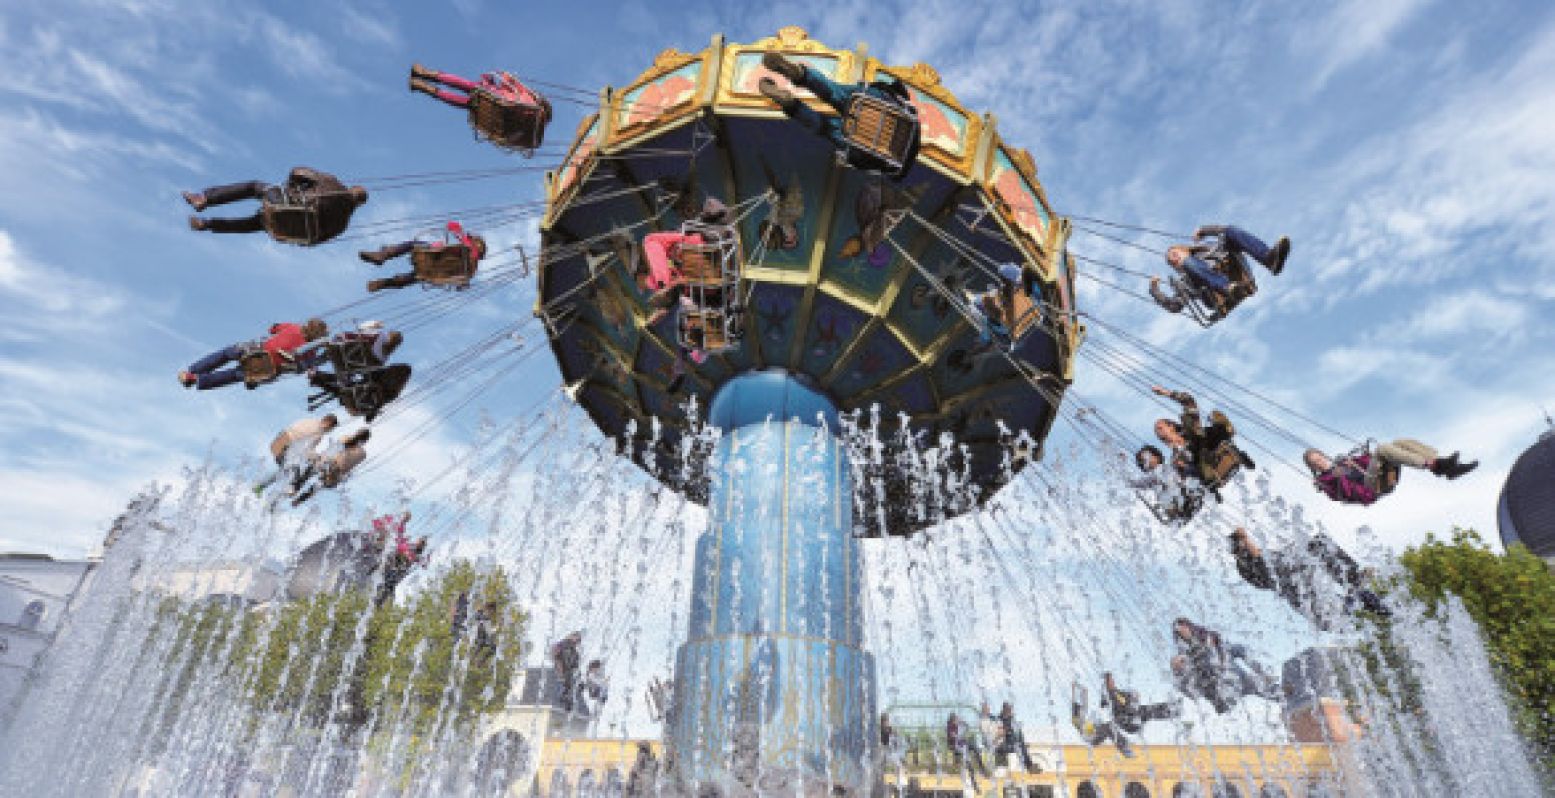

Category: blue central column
[669, 371, 877, 796]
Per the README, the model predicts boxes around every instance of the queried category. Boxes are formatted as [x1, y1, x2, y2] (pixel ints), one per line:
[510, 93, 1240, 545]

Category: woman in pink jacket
[1305, 439, 1476, 505]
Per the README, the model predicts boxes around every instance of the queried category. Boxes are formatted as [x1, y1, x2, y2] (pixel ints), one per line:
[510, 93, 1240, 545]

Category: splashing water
[0, 401, 1544, 796]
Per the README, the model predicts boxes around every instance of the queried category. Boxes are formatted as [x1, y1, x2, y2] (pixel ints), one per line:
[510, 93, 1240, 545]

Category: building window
[1172, 784, 1206, 798]
[1125, 782, 1152, 798]
[1259, 785, 1289, 798]
[19, 600, 46, 631]
[1077, 780, 1104, 798]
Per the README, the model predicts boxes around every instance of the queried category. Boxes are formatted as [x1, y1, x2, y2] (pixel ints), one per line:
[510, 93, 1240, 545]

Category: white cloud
[1303, 0, 1430, 91]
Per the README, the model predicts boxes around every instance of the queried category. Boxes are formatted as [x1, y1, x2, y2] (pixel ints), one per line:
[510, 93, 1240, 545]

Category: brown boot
[758, 77, 796, 111]
[409, 77, 437, 96]
[181, 191, 207, 211]
[410, 63, 436, 81]
[188, 215, 208, 231]
[761, 52, 805, 83]
[367, 279, 390, 292]
[359, 248, 391, 266]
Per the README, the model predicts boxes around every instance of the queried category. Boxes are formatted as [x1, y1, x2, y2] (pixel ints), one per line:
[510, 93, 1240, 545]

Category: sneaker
[760, 52, 805, 83]
[1430, 451, 1461, 477]
[757, 77, 795, 109]
[1268, 236, 1290, 275]
[188, 215, 207, 232]
[181, 191, 207, 211]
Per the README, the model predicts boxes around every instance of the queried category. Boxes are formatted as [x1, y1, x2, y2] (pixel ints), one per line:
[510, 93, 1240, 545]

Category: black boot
[761, 52, 805, 84]
[1268, 236, 1291, 275]
[757, 77, 798, 113]
[360, 248, 392, 266]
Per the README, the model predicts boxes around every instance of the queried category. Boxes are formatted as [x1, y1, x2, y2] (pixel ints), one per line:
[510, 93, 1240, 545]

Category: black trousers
[198, 180, 272, 233]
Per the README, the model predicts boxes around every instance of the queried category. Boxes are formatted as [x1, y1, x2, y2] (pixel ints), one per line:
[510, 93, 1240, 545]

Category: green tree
[358, 559, 526, 735]
[1398, 528, 1555, 768]
[153, 558, 526, 739]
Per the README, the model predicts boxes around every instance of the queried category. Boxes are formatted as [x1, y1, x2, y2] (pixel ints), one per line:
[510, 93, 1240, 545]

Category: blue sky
[2, 0, 1554, 563]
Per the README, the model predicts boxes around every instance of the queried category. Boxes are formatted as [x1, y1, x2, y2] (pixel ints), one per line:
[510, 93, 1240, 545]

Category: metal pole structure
[668, 370, 876, 796]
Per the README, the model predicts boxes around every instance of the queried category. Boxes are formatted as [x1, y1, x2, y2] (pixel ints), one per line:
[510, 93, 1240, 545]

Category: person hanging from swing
[287, 427, 371, 506]
[1304, 438, 1476, 506]
[1072, 672, 1180, 757]
[1149, 225, 1290, 322]
[184, 167, 368, 246]
[637, 198, 735, 327]
[1149, 385, 1255, 497]
[304, 320, 412, 422]
[178, 318, 329, 391]
[757, 53, 921, 177]
[1170, 617, 1280, 714]
[1127, 444, 1204, 523]
[1228, 527, 1391, 623]
[360, 221, 488, 292]
[409, 64, 552, 152]
[968, 262, 1041, 354]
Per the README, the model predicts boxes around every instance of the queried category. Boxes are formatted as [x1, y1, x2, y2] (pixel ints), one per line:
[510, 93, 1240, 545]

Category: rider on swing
[1150, 385, 1255, 492]
[756, 53, 921, 177]
[359, 221, 487, 292]
[184, 167, 368, 245]
[179, 318, 328, 390]
[409, 64, 552, 148]
[1150, 225, 1290, 317]
[1304, 439, 1476, 505]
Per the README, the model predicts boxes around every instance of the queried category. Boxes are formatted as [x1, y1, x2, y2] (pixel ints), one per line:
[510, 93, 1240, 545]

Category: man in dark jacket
[185, 166, 368, 244]
[1230, 527, 1391, 621]
[1150, 385, 1254, 488]
[757, 53, 921, 178]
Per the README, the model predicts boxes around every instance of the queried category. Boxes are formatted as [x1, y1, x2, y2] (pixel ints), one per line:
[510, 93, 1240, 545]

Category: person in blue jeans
[757, 53, 920, 177]
[1150, 225, 1290, 315]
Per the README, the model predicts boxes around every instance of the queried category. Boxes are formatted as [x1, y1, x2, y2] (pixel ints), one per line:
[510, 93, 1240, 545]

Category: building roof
[1499, 426, 1555, 558]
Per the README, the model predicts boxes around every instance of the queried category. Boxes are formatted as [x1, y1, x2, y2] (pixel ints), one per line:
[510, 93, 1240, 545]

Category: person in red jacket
[179, 318, 328, 390]
[1304, 440, 1476, 506]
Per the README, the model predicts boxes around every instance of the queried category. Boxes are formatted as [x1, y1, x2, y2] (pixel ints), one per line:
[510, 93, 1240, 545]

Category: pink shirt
[642, 232, 703, 290]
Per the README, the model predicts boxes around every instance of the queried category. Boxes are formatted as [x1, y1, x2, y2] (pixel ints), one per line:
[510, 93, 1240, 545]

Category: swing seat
[1140, 487, 1204, 525]
[1199, 441, 1246, 490]
[675, 221, 742, 286]
[324, 339, 380, 373]
[997, 289, 1042, 342]
[332, 364, 413, 421]
[260, 187, 324, 246]
[840, 93, 918, 174]
[411, 245, 478, 286]
[677, 308, 737, 354]
[240, 348, 283, 387]
[468, 88, 551, 154]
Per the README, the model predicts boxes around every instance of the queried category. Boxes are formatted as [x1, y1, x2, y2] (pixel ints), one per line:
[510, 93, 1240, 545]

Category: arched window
[576, 769, 597, 798]
[602, 768, 625, 797]
[549, 769, 572, 798]
[1172, 783, 1206, 798]
[1211, 782, 1243, 798]
[473, 730, 531, 794]
[1258, 784, 1289, 798]
[1077, 780, 1104, 798]
[1125, 782, 1152, 798]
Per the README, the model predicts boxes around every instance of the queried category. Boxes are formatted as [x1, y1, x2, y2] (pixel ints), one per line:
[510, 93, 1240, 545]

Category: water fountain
[0, 25, 1546, 798]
